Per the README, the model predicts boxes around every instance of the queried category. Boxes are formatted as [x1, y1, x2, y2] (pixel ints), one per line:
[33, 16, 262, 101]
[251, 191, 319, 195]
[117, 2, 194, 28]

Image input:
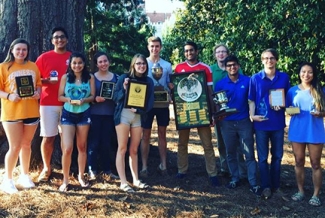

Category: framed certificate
[154, 90, 169, 103]
[100, 81, 115, 99]
[269, 89, 285, 107]
[15, 75, 34, 97]
[124, 80, 148, 110]
[170, 70, 211, 130]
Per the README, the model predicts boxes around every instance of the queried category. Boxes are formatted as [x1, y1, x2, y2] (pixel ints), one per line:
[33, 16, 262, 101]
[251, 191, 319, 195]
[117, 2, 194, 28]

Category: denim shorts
[60, 108, 91, 126]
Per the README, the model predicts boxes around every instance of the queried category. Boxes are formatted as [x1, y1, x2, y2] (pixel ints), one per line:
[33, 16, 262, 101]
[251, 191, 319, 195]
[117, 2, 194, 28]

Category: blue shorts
[141, 107, 170, 129]
[60, 108, 91, 126]
[5, 117, 40, 125]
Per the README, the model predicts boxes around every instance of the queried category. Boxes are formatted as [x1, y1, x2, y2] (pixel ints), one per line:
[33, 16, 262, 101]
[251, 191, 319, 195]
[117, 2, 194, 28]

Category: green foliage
[84, 0, 154, 73]
[163, 0, 325, 85]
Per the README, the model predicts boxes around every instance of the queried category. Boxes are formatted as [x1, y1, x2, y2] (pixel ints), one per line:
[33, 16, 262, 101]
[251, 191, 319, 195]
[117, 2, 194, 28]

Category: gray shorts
[120, 108, 141, 127]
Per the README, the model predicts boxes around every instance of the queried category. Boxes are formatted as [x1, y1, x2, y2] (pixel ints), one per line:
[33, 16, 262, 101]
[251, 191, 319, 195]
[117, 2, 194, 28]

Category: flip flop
[59, 183, 69, 192]
[78, 176, 89, 187]
[309, 196, 321, 207]
[291, 192, 304, 201]
[37, 169, 51, 182]
[133, 180, 149, 189]
[120, 183, 135, 193]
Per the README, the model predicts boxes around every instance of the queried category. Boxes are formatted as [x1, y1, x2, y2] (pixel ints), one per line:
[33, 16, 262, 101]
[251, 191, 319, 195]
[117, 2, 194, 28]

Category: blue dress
[286, 85, 325, 143]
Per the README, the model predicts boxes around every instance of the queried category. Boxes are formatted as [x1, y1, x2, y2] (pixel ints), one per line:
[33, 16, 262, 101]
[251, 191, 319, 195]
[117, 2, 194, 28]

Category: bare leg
[129, 126, 142, 183]
[157, 126, 167, 169]
[76, 124, 90, 184]
[115, 123, 130, 185]
[292, 142, 306, 194]
[140, 128, 151, 171]
[40, 136, 55, 172]
[308, 143, 323, 197]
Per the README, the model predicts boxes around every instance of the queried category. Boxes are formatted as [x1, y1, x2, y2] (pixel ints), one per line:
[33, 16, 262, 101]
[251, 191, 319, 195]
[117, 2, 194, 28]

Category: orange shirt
[0, 61, 41, 121]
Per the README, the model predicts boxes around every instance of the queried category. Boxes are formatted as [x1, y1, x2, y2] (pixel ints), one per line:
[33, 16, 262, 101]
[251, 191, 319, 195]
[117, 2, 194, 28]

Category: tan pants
[177, 126, 217, 177]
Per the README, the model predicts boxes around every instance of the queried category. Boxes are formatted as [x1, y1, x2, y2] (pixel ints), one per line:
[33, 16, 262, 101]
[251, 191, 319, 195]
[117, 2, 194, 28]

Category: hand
[271, 106, 281, 111]
[95, 96, 105, 103]
[32, 91, 40, 99]
[8, 93, 21, 102]
[123, 78, 130, 90]
[311, 111, 323, 117]
[129, 108, 137, 113]
[250, 115, 268, 122]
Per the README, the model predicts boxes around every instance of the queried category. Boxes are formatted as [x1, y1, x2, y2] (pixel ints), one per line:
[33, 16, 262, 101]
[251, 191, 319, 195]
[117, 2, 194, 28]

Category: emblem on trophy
[50, 70, 58, 81]
[152, 62, 168, 102]
[212, 90, 237, 117]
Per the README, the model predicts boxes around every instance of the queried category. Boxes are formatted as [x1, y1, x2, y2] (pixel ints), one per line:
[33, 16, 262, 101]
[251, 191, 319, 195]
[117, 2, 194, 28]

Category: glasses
[216, 50, 227, 54]
[135, 62, 146, 66]
[52, 35, 66, 40]
[263, 57, 276, 61]
[226, 63, 238, 68]
[184, 48, 194, 53]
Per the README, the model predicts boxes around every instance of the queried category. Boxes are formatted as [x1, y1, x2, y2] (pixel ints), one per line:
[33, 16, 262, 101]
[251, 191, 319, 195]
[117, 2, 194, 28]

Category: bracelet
[6, 93, 10, 100]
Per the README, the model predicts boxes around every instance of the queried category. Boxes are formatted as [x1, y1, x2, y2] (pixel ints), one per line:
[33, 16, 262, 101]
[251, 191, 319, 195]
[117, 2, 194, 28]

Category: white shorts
[40, 105, 63, 137]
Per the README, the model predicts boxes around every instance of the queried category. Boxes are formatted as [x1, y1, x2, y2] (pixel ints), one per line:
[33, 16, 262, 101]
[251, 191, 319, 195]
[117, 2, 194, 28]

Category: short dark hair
[261, 48, 278, 61]
[93, 51, 110, 65]
[184, 41, 198, 51]
[51, 27, 68, 39]
[224, 55, 240, 66]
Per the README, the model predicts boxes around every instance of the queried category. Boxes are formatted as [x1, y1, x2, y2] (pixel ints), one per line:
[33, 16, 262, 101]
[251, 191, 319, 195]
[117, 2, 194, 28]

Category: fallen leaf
[250, 207, 261, 216]
[282, 196, 290, 202]
[282, 206, 290, 211]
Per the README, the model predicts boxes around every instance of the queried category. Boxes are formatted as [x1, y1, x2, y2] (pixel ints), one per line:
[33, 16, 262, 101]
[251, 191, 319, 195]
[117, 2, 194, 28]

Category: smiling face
[225, 61, 239, 77]
[96, 55, 110, 72]
[261, 51, 277, 70]
[134, 57, 147, 76]
[184, 45, 198, 63]
[11, 43, 28, 62]
[148, 41, 162, 56]
[215, 45, 228, 62]
[52, 30, 68, 51]
[70, 57, 85, 74]
[299, 64, 314, 84]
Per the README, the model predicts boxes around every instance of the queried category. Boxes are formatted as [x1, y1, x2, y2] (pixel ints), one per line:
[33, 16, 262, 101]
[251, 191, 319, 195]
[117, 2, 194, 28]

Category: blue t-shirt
[90, 73, 118, 116]
[64, 81, 91, 113]
[286, 85, 325, 143]
[215, 74, 250, 121]
[248, 70, 290, 131]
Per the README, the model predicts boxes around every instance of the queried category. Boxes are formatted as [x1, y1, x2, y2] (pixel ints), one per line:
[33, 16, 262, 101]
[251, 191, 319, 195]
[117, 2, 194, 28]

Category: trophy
[49, 70, 58, 81]
[152, 62, 168, 102]
[256, 99, 268, 119]
[212, 90, 237, 117]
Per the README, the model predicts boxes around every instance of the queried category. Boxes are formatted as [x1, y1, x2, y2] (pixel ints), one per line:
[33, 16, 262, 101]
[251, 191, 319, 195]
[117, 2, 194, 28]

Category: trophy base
[215, 108, 238, 117]
[70, 100, 81, 104]
[50, 77, 58, 81]
[154, 91, 169, 103]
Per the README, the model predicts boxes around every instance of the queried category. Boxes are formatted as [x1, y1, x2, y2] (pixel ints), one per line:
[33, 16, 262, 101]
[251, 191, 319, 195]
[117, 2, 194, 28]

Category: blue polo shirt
[248, 70, 290, 131]
[215, 74, 250, 121]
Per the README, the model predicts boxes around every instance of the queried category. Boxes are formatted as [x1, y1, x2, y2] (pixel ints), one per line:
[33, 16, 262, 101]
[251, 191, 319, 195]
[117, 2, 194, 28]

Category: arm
[58, 74, 70, 103]
[113, 74, 127, 103]
[81, 74, 95, 103]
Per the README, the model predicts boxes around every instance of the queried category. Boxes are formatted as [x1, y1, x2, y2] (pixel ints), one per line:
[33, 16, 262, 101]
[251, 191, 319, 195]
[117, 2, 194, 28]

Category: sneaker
[157, 164, 168, 176]
[88, 170, 97, 180]
[250, 185, 262, 196]
[226, 181, 239, 189]
[17, 174, 35, 189]
[0, 179, 18, 194]
[175, 173, 186, 179]
[140, 169, 148, 178]
[210, 176, 220, 187]
[261, 188, 272, 199]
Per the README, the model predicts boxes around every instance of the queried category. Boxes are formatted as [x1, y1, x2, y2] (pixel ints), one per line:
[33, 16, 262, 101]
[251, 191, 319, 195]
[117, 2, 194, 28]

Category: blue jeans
[87, 114, 117, 173]
[220, 118, 258, 186]
[255, 129, 284, 190]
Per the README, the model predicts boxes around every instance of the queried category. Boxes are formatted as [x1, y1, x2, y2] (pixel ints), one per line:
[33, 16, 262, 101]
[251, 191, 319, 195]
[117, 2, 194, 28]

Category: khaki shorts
[120, 108, 141, 127]
[40, 105, 62, 137]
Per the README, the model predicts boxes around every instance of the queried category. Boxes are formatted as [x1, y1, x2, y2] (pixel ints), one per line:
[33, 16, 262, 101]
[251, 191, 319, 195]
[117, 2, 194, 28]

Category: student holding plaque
[87, 51, 119, 180]
[286, 62, 325, 206]
[113, 54, 154, 192]
[0, 38, 41, 194]
[58, 52, 95, 192]
[35, 27, 71, 182]
[248, 48, 290, 199]
[140, 36, 173, 177]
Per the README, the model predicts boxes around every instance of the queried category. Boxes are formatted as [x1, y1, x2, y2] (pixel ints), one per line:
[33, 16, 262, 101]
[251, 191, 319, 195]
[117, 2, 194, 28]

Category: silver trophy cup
[213, 90, 229, 110]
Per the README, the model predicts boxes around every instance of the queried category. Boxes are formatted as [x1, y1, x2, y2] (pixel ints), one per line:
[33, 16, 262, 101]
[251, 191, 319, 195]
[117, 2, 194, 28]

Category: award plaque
[269, 89, 285, 107]
[15, 75, 34, 97]
[212, 90, 238, 117]
[70, 100, 81, 104]
[124, 80, 148, 110]
[286, 107, 300, 114]
[154, 91, 169, 103]
[100, 81, 115, 99]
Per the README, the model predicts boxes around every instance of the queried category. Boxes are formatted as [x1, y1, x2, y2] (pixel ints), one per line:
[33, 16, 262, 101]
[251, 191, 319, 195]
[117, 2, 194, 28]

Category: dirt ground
[0, 114, 325, 217]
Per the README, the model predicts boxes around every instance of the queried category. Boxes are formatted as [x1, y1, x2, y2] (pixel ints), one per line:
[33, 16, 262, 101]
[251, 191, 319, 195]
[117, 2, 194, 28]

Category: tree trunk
[0, 0, 87, 169]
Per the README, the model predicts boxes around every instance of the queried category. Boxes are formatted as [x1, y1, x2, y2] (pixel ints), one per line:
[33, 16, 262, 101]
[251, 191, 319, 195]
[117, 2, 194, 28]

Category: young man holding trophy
[214, 55, 260, 195]
[140, 36, 173, 177]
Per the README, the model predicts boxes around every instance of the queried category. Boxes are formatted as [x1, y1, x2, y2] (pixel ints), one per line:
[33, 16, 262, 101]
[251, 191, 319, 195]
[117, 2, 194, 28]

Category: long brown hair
[128, 54, 148, 77]
[3, 38, 30, 70]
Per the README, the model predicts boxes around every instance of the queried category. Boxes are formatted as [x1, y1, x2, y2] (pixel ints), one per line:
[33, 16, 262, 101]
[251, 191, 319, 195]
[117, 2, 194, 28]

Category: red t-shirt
[174, 61, 213, 86]
[36, 50, 71, 106]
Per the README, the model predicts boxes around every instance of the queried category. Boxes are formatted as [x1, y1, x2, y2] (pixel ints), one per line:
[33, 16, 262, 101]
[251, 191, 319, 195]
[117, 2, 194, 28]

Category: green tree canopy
[163, 0, 325, 85]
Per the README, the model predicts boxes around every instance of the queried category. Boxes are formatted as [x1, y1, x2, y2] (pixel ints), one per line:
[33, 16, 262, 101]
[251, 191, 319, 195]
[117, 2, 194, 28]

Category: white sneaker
[0, 179, 18, 194]
[17, 174, 35, 189]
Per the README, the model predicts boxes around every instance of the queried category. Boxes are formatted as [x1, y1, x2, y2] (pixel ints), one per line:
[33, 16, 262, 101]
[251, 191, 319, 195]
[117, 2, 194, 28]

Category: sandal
[133, 180, 149, 189]
[59, 183, 69, 192]
[78, 175, 89, 187]
[291, 192, 305, 201]
[309, 196, 321, 207]
[37, 169, 51, 182]
[120, 183, 135, 193]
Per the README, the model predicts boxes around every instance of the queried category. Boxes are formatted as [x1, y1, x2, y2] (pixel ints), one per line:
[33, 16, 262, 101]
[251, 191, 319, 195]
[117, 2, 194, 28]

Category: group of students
[0, 27, 324, 207]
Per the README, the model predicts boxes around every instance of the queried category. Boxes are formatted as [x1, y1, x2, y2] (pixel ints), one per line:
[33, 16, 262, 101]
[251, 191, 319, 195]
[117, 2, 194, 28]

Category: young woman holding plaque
[0, 38, 41, 194]
[113, 53, 154, 192]
[87, 51, 119, 180]
[286, 62, 325, 206]
[58, 52, 95, 191]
